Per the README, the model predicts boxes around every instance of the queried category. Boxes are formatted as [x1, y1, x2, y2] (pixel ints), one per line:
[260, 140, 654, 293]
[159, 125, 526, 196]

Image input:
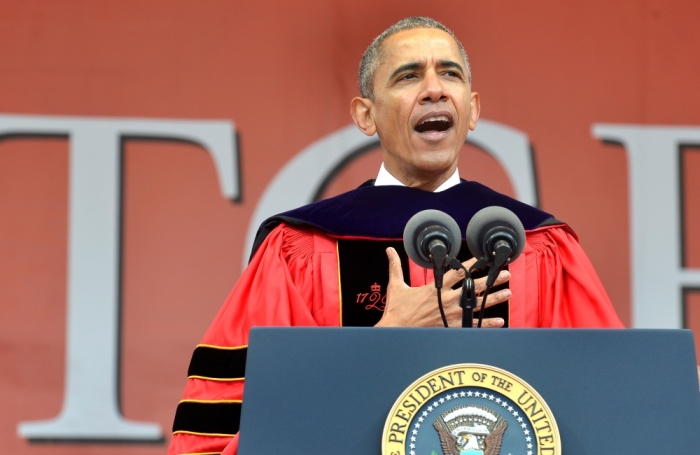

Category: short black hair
[358, 17, 471, 99]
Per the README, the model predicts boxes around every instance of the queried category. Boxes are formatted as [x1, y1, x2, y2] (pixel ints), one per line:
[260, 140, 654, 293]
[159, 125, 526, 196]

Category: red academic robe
[167, 221, 623, 455]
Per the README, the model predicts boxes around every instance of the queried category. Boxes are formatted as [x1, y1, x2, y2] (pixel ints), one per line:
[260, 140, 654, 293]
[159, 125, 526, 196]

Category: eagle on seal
[433, 419, 507, 455]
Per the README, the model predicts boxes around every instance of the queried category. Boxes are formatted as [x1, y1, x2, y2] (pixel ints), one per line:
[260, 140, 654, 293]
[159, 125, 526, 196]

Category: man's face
[355, 28, 479, 188]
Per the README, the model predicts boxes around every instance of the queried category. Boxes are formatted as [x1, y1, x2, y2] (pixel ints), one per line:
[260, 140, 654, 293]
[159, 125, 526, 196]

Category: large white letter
[0, 114, 238, 441]
[592, 124, 700, 329]
[243, 120, 538, 267]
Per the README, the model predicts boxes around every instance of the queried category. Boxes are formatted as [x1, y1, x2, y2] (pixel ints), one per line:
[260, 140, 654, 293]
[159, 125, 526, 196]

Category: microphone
[403, 209, 461, 289]
[466, 206, 525, 286]
[466, 206, 525, 327]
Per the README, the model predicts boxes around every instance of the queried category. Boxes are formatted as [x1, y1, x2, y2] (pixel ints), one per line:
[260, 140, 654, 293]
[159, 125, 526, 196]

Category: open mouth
[414, 115, 453, 134]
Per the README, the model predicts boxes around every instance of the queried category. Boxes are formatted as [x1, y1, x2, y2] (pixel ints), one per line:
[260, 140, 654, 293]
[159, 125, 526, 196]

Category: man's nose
[420, 71, 448, 103]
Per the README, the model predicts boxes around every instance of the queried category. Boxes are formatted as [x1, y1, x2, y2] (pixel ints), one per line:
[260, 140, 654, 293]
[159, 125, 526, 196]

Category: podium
[238, 328, 700, 454]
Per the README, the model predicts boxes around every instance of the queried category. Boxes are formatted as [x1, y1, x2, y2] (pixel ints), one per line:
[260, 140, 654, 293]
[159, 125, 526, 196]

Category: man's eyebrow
[438, 60, 464, 73]
[389, 60, 465, 80]
[389, 62, 424, 79]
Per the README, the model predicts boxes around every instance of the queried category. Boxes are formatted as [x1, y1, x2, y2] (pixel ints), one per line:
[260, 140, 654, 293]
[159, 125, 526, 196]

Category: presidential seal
[382, 364, 560, 455]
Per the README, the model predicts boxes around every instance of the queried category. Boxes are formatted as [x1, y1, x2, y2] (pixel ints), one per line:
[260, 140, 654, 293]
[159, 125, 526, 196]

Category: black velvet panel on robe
[337, 239, 409, 327]
[338, 239, 509, 328]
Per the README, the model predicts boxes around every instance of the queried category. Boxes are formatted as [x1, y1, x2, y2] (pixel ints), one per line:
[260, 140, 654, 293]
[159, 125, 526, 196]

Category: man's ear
[469, 91, 481, 131]
[350, 97, 377, 136]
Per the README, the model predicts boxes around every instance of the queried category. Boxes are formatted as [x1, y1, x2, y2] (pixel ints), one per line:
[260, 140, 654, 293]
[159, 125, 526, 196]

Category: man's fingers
[462, 257, 477, 269]
[440, 288, 463, 308]
[472, 317, 505, 328]
[473, 288, 512, 309]
[474, 270, 511, 294]
[442, 266, 466, 289]
[445, 268, 512, 294]
[442, 283, 511, 314]
[386, 247, 407, 288]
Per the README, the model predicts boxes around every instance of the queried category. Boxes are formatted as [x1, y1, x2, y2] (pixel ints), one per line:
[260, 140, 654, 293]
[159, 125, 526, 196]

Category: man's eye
[444, 71, 461, 78]
[400, 73, 417, 81]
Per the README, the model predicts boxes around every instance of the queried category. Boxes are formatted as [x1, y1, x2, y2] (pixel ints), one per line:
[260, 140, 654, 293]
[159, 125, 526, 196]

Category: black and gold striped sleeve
[172, 399, 242, 437]
[187, 344, 247, 381]
[172, 344, 248, 437]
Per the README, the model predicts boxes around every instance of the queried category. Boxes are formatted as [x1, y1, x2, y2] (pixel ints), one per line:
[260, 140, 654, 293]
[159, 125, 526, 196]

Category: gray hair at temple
[358, 17, 471, 100]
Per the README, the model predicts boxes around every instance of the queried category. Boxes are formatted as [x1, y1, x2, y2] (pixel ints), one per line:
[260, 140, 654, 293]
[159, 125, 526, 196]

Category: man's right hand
[375, 247, 511, 328]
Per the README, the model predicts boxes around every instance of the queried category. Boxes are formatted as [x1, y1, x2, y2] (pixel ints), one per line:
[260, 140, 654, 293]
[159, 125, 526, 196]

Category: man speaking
[168, 17, 622, 455]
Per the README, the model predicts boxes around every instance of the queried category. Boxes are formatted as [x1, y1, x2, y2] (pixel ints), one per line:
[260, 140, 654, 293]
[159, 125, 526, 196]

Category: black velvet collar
[251, 180, 556, 259]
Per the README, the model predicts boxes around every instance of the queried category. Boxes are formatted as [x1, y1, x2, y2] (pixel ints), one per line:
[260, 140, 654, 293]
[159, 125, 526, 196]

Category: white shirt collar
[374, 163, 461, 192]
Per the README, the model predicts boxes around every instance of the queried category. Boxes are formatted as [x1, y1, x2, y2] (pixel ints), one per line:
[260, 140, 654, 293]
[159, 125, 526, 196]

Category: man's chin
[406, 155, 460, 177]
[408, 142, 461, 166]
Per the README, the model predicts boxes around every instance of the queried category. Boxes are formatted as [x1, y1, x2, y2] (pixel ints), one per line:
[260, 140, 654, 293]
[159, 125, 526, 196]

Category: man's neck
[375, 163, 460, 192]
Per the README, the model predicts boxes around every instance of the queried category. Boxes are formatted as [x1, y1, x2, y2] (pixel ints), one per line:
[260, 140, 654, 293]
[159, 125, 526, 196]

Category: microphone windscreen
[403, 209, 461, 269]
[466, 206, 526, 261]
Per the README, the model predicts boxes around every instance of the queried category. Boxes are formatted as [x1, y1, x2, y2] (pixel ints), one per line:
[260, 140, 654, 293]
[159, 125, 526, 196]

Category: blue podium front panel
[238, 328, 700, 454]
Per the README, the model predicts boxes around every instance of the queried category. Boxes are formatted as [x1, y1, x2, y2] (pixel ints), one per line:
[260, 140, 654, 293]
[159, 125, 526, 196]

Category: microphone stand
[449, 258, 487, 328]
[460, 269, 476, 328]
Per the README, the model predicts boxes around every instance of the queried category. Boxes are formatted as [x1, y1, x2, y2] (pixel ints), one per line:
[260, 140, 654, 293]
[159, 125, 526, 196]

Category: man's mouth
[414, 115, 453, 134]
